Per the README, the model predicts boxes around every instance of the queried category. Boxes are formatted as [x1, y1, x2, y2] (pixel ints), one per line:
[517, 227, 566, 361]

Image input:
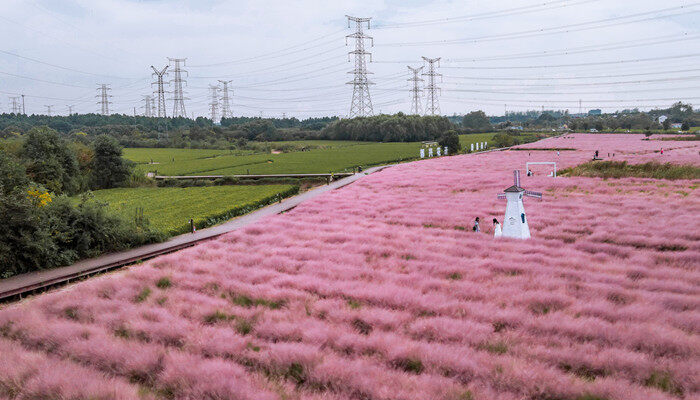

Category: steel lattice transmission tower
[151, 65, 169, 118]
[421, 57, 442, 116]
[218, 80, 233, 119]
[168, 58, 188, 118]
[345, 15, 374, 118]
[8, 96, 21, 114]
[142, 95, 154, 117]
[96, 84, 112, 115]
[68, 105, 74, 115]
[407, 66, 424, 115]
[44, 105, 53, 116]
[208, 84, 220, 122]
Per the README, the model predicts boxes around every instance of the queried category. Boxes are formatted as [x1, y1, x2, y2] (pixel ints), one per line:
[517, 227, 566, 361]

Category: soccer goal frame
[526, 162, 557, 177]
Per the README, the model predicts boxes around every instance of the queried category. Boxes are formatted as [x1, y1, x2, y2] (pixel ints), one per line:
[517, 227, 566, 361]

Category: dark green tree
[462, 111, 492, 131]
[91, 135, 132, 189]
[438, 130, 461, 154]
[21, 126, 81, 194]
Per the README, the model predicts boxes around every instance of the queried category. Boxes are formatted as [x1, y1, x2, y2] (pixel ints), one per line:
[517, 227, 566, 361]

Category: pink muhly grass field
[0, 134, 697, 400]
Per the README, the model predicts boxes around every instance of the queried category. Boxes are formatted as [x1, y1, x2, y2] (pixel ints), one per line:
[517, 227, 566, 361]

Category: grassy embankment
[561, 161, 700, 180]
[82, 185, 297, 235]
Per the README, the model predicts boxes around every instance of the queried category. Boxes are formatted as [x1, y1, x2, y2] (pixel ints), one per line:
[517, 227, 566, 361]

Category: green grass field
[458, 133, 497, 149]
[83, 185, 296, 235]
[123, 148, 248, 164]
[130, 142, 423, 176]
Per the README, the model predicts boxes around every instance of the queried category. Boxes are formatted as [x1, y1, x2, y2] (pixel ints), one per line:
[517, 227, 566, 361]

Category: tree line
[0, 127, 161, 278]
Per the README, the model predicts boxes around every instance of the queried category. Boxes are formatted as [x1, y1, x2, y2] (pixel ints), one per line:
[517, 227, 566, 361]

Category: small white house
[658, 115, 668, 124]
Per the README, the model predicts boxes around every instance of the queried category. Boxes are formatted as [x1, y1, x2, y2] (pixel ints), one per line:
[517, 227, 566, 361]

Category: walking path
[0, 166, 387, 301]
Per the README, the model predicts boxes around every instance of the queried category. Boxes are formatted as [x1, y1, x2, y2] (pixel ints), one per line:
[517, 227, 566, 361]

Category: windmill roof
[504, 185, 524, 193]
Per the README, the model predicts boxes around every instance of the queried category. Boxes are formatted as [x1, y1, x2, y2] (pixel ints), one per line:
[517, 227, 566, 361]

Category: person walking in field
[493, 218, 502, 237]
[472, 217, 480, 232]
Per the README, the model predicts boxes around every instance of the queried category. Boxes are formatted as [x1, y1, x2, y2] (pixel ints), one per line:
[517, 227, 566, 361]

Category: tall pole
[96, 84, 112, 115]
[21, 94, 26, 115]
[407, 66, 423, 115]
[422, 57, 441, 116]
[208, 84, 220, 122]
[151, 65, 169, 118]
[346, 15, 374, 118]
[168, 57, 188, 118]
[218, 80, 233, 119]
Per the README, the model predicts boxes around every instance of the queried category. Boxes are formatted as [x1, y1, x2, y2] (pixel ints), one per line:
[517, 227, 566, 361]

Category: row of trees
[1, 127, 159, 277]
[321, 114, 454, 142]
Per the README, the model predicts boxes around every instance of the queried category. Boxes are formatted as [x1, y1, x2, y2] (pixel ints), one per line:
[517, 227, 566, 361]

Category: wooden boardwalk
[0, 167, 387, 302]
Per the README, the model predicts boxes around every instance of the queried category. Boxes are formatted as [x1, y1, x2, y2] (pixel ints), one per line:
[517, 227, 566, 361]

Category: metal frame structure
[421, 56, 441, 116]
[407, 66, 424, 115]
[526, 162, 557, 177]
[346, 15, 374, 118]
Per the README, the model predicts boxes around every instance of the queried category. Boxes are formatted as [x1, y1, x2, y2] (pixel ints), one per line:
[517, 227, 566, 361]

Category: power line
[376, 0, 596, 29]
[422, 57, 441, 116]
[189, 28, 347, 67]
[0, 49, 133, 79]
[442, 53, 700, 70]
[443, 68, 700, 81]
[346, 15, 374, 118]
[377, 4, 699, 47]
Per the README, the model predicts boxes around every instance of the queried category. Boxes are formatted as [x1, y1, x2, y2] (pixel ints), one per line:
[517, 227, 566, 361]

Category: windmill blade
[525, 190, 542, 199]
[497, 193, 506, 200]
[514, 170, 521, 187]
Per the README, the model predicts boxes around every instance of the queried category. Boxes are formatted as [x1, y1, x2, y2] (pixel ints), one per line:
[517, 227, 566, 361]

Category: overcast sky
[0, 0, 698, 118]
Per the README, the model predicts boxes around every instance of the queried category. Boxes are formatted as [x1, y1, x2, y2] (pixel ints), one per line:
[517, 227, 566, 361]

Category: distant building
[507, 126, 524, 131]
[588, 109, 602, 115]
[671, 122, 682, 129]
[589, 128, 598, 133]
[658, 115, 668, 124]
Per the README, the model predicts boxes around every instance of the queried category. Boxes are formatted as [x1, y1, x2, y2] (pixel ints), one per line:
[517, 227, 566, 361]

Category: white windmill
[496, 170, 542, 239]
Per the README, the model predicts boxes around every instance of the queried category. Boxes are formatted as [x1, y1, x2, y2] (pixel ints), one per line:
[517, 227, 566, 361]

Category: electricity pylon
[346, 15, 374, 118]
[68, 105, 74, 115]
[151, 65, 169, 118]
[142, 95, 154, 117]
[208, 84, 220, 122]
[8, 97, 20, 114]
[407, 66, 424, 115]
[44, 105, 53, 116]
[168, 58, 188, 118]
[218, 80, 233, 119]
[421, 56, 442, 116]
[96, 84, 112, 115]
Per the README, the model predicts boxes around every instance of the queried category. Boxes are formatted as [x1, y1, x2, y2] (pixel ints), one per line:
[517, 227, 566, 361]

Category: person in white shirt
[493, 218, 502, 238]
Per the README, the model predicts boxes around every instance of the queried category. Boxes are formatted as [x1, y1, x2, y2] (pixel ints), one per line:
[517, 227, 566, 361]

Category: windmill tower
[496, 170, 542, 239]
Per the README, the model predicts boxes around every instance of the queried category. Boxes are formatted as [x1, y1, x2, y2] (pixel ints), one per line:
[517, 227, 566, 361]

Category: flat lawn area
[135, 142, 421, 176]
[458, 133, 497, 149]
[84, 185, 295, 235]
[123, 148, 244, 165]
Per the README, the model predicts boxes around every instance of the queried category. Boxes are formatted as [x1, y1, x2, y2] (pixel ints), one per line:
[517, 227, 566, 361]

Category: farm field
[123, 148, 246, 165]
[1, 134, 698, 399]
[81, 185, 296, 235]
[135, 141, 422, 176]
